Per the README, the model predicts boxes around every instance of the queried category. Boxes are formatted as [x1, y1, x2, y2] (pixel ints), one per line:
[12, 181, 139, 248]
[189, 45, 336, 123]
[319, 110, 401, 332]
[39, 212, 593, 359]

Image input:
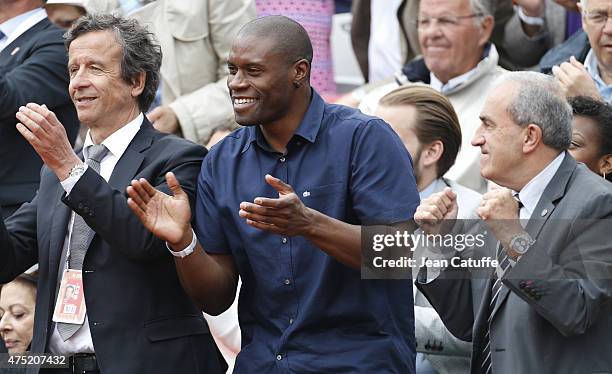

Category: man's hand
[15, 103, 81, 181]
[476, 188, 525, 257]
[414, 187, 458, 234]
[552, 56, 602, 99]
[239, 174, 315, 236]
[127, 172, 193, 250]
[148, 105, 180, 134]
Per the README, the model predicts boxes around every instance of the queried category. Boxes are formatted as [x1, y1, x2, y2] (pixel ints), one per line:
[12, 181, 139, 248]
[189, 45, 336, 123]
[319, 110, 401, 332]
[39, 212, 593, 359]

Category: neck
[504, 149, 561, 192]
[259, 88, 311, 153]
[417, 169, 437, 192]
[88, 107, 140, 145]
[0, 1, 39, 24]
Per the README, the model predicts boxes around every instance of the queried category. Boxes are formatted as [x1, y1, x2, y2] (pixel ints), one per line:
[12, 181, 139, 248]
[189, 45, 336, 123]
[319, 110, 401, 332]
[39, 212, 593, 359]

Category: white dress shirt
[515, 152, 565, 221]
[0, 8, 47, 52]
[49, 114, 143, 355]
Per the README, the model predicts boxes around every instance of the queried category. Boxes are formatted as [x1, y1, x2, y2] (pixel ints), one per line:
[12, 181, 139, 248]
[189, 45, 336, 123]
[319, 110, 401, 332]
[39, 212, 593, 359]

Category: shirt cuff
[60, 164, 89, 195]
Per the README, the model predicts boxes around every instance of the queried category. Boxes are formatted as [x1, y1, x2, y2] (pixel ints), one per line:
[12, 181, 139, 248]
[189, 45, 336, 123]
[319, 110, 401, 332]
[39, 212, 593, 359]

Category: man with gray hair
[414, 71, 612, 373]
[0, 14, 224, 373]
[345, 0, 507, 193]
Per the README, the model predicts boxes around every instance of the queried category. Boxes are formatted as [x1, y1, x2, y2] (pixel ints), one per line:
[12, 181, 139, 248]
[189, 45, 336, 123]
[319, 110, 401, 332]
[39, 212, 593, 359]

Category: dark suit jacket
[417, 154, 612, 374]
[0, 17, 79, 210]
[0, 118, 224, 374]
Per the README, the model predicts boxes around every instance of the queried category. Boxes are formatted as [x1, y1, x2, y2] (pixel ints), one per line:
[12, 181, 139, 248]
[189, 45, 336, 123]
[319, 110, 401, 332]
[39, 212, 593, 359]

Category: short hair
[64, 14, 162, 112]
[470, 0, 492, 16]
[496, 72, 573, 150]
[237, 15, 313, 72]
[379, 85, 462, 178]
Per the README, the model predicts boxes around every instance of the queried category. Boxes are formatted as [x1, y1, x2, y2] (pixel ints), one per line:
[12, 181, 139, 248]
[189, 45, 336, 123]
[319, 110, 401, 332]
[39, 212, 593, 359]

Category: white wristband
[516, 6, 545, 27]
[166, 229, 197, 258]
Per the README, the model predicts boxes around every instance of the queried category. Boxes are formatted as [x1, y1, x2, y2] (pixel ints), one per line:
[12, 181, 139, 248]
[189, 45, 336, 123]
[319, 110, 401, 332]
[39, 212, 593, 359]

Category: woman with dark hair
[0, 270, 38, 355]
[569, 96, 612, 182]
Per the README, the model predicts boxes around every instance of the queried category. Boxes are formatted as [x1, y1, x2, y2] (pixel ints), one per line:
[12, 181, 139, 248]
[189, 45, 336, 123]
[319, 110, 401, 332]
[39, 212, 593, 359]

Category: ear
[421, 140, 444, 167]
[578, 2, 587, 31]
[522, 124, 542, 153]
[478, 15, 494, 47]
[292, 59, 310, 86]
[130, 70, 146, 98]
[598, 154, 612, 176]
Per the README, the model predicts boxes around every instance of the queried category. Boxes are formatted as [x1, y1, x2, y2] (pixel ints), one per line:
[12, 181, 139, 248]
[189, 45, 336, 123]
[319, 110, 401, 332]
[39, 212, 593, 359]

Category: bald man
[127, 16, 420, 373]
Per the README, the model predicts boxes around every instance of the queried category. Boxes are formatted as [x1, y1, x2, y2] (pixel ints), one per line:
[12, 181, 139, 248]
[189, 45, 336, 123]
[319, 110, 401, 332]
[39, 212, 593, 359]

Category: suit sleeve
[61, 139, 207, 261]
[503, 192, 612, 337]
[0, 24, 72, 123]
[169, 0, 255, 143]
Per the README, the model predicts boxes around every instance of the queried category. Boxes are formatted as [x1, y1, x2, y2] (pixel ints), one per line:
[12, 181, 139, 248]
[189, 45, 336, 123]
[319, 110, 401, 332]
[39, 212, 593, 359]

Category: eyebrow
[479, 114, 494, 124]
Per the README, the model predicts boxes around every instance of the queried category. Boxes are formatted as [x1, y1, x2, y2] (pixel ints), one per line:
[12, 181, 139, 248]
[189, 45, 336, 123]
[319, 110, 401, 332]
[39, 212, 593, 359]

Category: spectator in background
[93, 0, 256, 144]
[0, 270, 37, 355]
[504, 0, 582, 68]
[542, 0, 612, 101]
[569, 95, 612, 181]
[44, 0, 86, 29]
[375, 85, 478, 374]
[204, 118, 241, 149]
[350, 0, 506, 193]
[0, 0, 79, 219]
[256, 0, 337, 98]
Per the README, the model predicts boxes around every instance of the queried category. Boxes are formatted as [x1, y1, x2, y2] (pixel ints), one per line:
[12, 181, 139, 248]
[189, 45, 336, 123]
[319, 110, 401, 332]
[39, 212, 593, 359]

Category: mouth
[74, 97, 97, 105]
[4, 340, 17, 349]
[232, 97, 259, 111]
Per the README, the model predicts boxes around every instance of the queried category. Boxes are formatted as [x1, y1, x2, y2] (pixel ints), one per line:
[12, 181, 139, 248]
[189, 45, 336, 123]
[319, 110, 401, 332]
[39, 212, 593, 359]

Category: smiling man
[127, 15, 421, 373]
[0, 14, 224, 374]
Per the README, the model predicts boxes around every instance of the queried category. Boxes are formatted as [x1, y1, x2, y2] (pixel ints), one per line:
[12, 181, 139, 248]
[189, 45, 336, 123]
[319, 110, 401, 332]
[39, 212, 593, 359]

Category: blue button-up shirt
[584, 49, 612, 103]
[196, 90, 419, 373]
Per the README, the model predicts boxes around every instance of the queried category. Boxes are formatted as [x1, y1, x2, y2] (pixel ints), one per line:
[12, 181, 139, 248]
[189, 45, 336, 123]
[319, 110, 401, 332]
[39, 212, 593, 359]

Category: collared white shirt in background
[0, 8, 47, 52]
[515, 151, 565, 220]
[50, 113, 144, 355]
[368, 0, 403, 83]
[584, 49, 612, 103]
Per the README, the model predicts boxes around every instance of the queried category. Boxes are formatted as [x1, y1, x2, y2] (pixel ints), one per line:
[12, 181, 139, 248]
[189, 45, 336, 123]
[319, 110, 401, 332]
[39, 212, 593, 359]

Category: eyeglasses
[583, 10, 612, 25]
[415, 14, 484, 29]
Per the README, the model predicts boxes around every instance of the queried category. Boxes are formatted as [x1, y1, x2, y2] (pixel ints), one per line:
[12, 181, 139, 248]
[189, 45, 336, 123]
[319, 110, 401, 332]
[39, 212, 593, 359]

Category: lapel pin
[302, 191, 310, 197]
[10, 47, 20, 56]
[541, 209, 548, 217]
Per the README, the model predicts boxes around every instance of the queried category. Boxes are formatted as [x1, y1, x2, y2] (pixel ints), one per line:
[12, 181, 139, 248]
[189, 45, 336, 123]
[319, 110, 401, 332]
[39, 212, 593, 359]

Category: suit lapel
[47, 183, 73, 299]
[489, 153, 576, 320]
[108, 119, 155, 191]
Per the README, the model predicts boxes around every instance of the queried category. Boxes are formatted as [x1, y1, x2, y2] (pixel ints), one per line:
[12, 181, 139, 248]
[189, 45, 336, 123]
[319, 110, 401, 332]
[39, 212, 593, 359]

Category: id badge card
[52, 269, 86, 324]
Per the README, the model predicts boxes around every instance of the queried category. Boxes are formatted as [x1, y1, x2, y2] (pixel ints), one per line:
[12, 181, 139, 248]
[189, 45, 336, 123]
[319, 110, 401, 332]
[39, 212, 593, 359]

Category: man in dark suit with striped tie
[414, 71, 612, 373]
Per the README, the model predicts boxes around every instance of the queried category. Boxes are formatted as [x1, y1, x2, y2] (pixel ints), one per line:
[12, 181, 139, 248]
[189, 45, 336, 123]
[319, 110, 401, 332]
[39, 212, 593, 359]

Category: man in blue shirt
[127, 15, 420, 373]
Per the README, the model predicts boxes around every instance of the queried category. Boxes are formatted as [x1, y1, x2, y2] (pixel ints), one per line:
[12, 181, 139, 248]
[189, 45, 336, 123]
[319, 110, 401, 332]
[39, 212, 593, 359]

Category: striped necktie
[56, 144, 109, 341]
[481, 197, 523, 374]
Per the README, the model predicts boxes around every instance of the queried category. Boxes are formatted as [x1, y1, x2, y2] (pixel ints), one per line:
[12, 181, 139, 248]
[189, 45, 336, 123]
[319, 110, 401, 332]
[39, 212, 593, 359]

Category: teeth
[234, 98, 256, 105]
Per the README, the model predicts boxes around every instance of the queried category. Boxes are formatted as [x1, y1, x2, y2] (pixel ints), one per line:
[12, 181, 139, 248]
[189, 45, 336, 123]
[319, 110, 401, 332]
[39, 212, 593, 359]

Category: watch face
[511, 234, 533, 254]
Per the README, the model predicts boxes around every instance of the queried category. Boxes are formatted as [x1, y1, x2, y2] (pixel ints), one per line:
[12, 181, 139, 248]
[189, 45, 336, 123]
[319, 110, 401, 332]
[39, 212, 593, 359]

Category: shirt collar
[0, 8, 46, 47]
[429, 43, 495, 95]
[419, 178, 445, 200]
[242, 89, 325, 153]
[83, 113, 144, 160]
[584, 48, 612, 100]
[515, 152, 565, 218]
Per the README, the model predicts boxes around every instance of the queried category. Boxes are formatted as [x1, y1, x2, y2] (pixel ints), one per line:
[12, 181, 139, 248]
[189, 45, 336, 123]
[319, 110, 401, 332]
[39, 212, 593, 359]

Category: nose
[69, 66, 91, 91]
[0, 313, 11, 333]
[227, 69, 248, 92]
[604, 16, 612, 34]
[471, 124, 485, 147]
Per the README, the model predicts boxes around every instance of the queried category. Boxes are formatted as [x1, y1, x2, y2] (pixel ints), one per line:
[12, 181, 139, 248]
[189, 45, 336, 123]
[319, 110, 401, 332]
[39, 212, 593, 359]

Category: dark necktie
[481, 197, 523, 374]
[57, 144, 109, 341]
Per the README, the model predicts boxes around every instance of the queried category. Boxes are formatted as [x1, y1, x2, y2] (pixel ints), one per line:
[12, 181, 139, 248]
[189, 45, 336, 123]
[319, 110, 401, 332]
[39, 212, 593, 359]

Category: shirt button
[279, 157, 286, 163]
[282, 237, 288, 244]
[276, 354, 282, 361]
[289, 318, 294, 324]
[284, 278, 291, 285]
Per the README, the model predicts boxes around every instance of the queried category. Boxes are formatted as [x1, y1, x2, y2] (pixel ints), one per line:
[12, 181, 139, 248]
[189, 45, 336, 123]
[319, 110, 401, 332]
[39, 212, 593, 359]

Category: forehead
[377, 104, 419, 128]
[229, 34, 284, 65]
[585, 0, 612, 11]
[68, 30, 122, 63]
[0, 282, 33, 309]
[419, 0, 472, 14]
[573, 115, 601, 137]
[481, 81, 518, 118]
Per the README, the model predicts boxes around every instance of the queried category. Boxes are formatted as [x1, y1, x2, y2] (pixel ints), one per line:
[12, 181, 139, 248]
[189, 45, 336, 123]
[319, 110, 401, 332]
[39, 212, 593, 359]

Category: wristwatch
[509, 232, 535, 257]
[166, 229, 197, 258]
[68, 163, 87, 179]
